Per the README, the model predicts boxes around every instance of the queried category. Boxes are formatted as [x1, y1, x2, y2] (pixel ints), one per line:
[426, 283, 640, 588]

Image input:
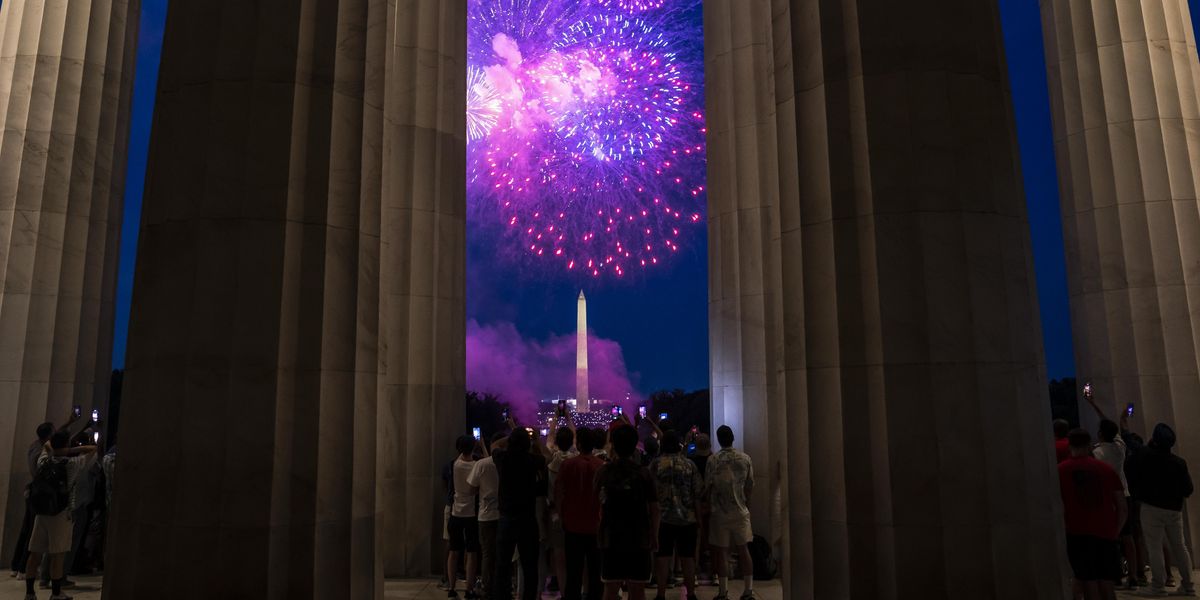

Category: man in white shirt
[448, 436, 481, 599]
[468, 433, 504, 599]
[23, 431, 97, 600]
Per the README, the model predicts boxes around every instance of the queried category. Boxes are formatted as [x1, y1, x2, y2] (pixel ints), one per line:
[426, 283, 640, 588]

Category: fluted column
[0, 0, 139, 562]
[377, 0, 466, 577]
[105, 1, 390, 597]
[707, 1, 1070, 598]
[1041, 0, 1200, 559]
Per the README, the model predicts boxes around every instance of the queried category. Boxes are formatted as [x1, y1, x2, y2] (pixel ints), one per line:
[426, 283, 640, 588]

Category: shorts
[601, 548, 652, 583]
[447, 515, 480, 553]
[709, 513, 752, 548]
[657, 523, 698, 558]
[1065, 534, 1121, 582]
[28, 511, 72, 554]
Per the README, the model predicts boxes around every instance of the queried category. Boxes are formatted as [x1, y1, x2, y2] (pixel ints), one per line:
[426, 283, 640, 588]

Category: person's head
[555, 427, 574, 452]
[661, 431, 682, 455]
[49, 430, 70, 450]
[1052, 419, 1071, 439]
[644, 437, 660, 459]
[611, 425, 638, 459]
[455, 435, 475, 457]
[1125, 432, 1145, 452]
[716, 425, 735, 449]
[1151, 423, 1177, 451]
[1067, 428, 1092, 456]
[576, 428, 596, 454]
[695, 433, 711, 455]
[490, 431, 508, 452]
[1097, 419, 1118, 443]
[35, 422, 54, 442]
[508, 427, 531, 454]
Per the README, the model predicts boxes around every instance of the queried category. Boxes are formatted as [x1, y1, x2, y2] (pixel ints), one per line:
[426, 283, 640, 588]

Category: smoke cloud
[466, 319, 640, 422]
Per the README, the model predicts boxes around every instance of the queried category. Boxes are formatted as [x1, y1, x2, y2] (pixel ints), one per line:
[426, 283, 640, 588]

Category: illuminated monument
[576, 290, 589, 412]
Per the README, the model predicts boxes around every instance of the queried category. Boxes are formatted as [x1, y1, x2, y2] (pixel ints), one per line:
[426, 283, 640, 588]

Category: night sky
[111, 0, 1200, 394]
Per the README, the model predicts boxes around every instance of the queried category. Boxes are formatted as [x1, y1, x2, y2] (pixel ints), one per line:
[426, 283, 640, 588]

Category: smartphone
[91, 408, 100, 422]
[687, 443, 696, 454]
[638, 405, 647, 419]
[1126, 403, 1135, 417]
[1083, 382, 1092, 397]
[611, 406, 619, 417]
[659, 412, 668, 421]
[73, 405, 81, 418]
[93, 432, 100, 444]
[502, 407, 510, 420]
[539, 428, 548, 437]
[616, 406, 623, 415]
[472, 427, 481, 441]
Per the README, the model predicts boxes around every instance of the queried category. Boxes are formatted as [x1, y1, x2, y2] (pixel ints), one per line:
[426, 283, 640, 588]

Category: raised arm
[1083, 386, 1110, 423]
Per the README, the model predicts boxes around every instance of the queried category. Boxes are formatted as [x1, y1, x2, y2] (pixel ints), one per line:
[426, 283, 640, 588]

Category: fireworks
[468, 0, 705, 279]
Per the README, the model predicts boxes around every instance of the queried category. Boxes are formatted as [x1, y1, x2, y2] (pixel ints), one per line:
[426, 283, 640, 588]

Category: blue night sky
[111, 0, 1200, 392]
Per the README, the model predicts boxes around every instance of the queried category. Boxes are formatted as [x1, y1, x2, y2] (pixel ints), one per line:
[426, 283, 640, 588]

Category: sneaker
[446, 591, 458, 599]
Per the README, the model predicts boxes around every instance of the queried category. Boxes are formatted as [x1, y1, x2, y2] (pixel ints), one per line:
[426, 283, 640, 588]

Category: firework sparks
[468, 0, 704, 279]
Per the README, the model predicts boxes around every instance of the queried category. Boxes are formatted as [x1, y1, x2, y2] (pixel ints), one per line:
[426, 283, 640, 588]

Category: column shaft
[105, 0, 387, 597]
[707, 0, 1070, 597]
[1041, 0, 1200, 559]
[0, 0, 139, 559]
[377, 0, 467, 577]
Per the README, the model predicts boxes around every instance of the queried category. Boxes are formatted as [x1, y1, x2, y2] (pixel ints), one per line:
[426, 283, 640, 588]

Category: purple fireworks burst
[468, 0, 705, 279]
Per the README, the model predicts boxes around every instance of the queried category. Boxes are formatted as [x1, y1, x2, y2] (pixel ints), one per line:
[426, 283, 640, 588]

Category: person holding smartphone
[1082, 386, 1139, 589]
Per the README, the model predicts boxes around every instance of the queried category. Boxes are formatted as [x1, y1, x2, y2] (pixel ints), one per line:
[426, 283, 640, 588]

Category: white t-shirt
[467, 456, 499, 522]
[451, 458, 477, 518]
[1092, 435, 1129, 496]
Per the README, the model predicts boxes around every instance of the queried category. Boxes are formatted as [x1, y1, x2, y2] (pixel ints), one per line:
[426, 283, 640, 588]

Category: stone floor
[3, 574, 1199, 598]
[0, 575, 782, 599]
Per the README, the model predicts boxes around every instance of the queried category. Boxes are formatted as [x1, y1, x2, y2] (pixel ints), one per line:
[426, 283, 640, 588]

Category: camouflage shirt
[650, 453, 702, 526]
[706, 448, 753, 518]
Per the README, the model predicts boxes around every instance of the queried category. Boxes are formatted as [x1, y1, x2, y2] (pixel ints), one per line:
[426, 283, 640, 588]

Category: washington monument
[576, 290, 589, 412]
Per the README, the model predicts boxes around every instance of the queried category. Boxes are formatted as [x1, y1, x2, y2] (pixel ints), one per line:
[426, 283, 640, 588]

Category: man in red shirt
[555, 428, 605, 600]
[1059, 428, 1127, 600]
[1054, 419, 1071, 463]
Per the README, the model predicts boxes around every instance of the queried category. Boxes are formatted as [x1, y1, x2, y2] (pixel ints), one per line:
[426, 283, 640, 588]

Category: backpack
[29, 457, 69, 516]
[748, 534, 778, 580]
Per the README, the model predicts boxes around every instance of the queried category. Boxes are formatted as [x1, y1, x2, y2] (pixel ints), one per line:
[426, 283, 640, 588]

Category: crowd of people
[1056, 388, 1195, 599]
[443, 412, 760, 600]
[7, 410, 116, 600]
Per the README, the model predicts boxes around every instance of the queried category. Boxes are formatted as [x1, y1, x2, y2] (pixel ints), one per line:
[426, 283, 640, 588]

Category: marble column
[1041, 0, 1200, 560]
[0, 0, 139, 562]
[377, 0, 466, 577]
[105, 0, 389, 597]
[707, 0, 1070, 598]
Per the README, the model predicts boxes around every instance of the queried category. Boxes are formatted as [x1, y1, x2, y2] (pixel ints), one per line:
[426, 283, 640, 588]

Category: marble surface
[706, 0, 1068, 597]
[0, 0, 139, 562]
[1040, 0, 1200, 563]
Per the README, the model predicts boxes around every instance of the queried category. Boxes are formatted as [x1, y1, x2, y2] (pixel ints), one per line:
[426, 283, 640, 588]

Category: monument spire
[576, 290, 589, 412]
